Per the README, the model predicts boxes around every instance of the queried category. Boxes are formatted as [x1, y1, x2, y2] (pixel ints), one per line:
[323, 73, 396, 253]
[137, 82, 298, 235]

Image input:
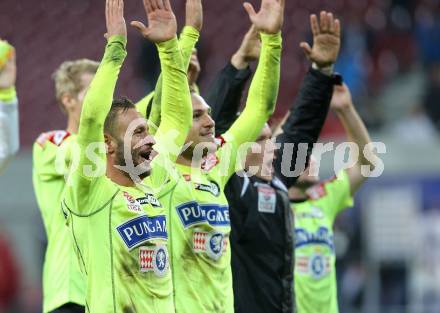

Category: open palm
[131, 0, 177, 43]
[243, 0, 284, 34]
[300, 11, 341, 67]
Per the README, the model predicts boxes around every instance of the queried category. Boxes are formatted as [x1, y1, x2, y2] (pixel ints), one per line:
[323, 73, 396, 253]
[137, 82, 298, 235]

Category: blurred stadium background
[1, 0, 440, 312]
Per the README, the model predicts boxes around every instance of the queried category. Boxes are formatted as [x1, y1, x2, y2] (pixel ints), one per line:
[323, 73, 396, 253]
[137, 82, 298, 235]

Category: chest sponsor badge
[139, 245, 169, 277]
[123, 192, 142, 213]
[193, 229, 228, 261]
[257, 184, 276, 213]
[296, 254, 331, 280]
[136, 193, 162, 208]
[194, 181, 220, 197]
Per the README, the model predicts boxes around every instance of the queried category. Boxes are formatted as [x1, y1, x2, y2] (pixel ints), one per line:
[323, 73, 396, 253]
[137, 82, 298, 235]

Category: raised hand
[231, 25, 261, 69]
[0, 45, 16, 90]
[131, 0, 177, 43]
[185, 0, 203, 32]
[105, 0, 127, 38]
[330, 83, 353, 113]
[243, 0, 284, 34]
[300, 11, 341, 68]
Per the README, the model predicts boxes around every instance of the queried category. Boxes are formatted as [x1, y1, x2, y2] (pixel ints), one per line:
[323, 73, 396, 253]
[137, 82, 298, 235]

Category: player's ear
[61, 93, 75, 113]
[104, 133, 115, 155]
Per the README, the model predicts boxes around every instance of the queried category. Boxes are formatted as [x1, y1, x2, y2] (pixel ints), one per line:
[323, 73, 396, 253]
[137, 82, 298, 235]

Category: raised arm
[65, 0, 127, 211]
[207, 25, 259, 136]
[222, 0, 284, 145]
[132, 0, 192, 163]
[135, 0, 201, 130]
[274, 11, 341, 188]
[331, 84, 373, 195]
[0, 43, 18, 174]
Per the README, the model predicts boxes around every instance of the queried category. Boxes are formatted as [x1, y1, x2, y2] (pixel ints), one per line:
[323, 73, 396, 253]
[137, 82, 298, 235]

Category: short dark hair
[104, 97, 136, 137]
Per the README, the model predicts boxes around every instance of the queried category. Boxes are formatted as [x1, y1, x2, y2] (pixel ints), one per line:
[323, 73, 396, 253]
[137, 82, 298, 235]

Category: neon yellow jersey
[158, 32, 282, 313]
[63, 35, 192, 313]
[32, 131, 85, 313]
[292, 170, 354, 313]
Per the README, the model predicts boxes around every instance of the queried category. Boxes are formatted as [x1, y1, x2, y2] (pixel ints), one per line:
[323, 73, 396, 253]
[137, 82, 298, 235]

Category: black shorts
[50, 303, 85, 313]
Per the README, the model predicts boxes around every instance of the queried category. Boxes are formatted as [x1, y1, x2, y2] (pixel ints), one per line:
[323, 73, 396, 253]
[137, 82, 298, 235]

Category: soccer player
[0, 41, 18, 174]
[208, 11, 342, 313]
[291, 83, 374, 313]
[33, 58, 98, 313]
[32, 55, 99, 313]
[146, 0, 284, 312]
[62, 0, 192, 311]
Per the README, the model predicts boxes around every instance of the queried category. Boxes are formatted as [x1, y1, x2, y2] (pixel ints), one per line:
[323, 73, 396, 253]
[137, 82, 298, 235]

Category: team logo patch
[257, 184, 276, 213]
[123, 192, 143, 213]
[117, 215, 167, 250]
[296, 254, 331, 280]
[201, 153, 219, 172]
[193, 230, 228, 261]
[136, 193, 162, 208]
[194, 181, 220, 197]
[139, 245, 169, 277]
[36, 130, 70, 147]
[176, 202, 230, 228]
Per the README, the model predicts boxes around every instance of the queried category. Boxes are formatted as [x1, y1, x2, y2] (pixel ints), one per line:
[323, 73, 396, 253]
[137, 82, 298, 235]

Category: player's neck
[66, 116, 79, 134]
[106, 162, 135, 187]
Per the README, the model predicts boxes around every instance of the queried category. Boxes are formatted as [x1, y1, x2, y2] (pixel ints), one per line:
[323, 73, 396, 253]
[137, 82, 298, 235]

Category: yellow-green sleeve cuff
[260, 31, 282, 45]
[181, 26, 200, 40]
[156, 36, 179, 52]
[107, 35, 127, 46]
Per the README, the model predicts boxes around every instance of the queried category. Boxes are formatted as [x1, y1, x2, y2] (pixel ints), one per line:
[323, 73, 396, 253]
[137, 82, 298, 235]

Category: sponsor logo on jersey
[136, 193, 162, 208]
[194, 181, 220, 197]
[257, 184, 276, 213]
[123, 192, 143, 213]
[176, 202, 230, 228]
[193, 230, 228, 261]
[295, 227, 334, 251]
[117, 215, 167, 249]
[139, 245, 169, 277]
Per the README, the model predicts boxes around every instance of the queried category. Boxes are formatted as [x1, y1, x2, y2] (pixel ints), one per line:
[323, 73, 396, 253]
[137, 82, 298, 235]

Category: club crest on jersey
[123, 192, 143, 213]
[117, 215, 167, 250]
[296, 254, 331, 279]
[295, 227, 334, 251]
[176, 202, 230, 228]
[193, 230, 228, 261]
[296, 206, 324, 219]
[136, 193, 162, 208]
[194, 181, 220, 197]
[139, 245, 169, 277]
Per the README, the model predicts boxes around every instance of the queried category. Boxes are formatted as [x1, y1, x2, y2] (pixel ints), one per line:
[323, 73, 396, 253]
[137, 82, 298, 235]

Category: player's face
[185, 93, 217, 155]
[245, 124, 276, 180]
[295, 156, 320, 189]
[113, 108, 157, 179]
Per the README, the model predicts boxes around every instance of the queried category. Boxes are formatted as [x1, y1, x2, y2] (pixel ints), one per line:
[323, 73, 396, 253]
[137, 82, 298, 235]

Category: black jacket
[207, 63, 336, 313]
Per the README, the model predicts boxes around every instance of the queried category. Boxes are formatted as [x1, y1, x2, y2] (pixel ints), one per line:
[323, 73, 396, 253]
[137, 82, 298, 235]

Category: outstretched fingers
[320, 11, 328, 32]
[243, 2, 257, 21]
[310, 14, 319, 36]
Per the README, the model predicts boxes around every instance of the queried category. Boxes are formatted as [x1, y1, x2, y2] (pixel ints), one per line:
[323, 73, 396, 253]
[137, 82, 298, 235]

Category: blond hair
[52, 59, 99, 112]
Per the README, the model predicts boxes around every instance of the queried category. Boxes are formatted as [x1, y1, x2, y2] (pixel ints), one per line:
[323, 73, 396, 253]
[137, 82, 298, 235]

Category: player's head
[53, 59, 99, 120]
[294, 155, 320, 189]
[104, 97, 156, 180]
[245, 123, 276, 180]
[183, 92, 217, 158]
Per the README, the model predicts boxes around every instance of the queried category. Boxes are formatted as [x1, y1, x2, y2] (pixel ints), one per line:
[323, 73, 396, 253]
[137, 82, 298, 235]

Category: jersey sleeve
[0, 87, 19, 173]
[322, 170, 354, 221]
[147, 37, 192, 190]
[219, 32, 282, 181]
[141, 26, 199, 133]
[64, 35, 127, 215]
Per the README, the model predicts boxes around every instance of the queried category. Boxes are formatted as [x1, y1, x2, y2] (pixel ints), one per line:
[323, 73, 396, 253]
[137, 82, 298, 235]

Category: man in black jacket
[207, 11, 342, 313]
